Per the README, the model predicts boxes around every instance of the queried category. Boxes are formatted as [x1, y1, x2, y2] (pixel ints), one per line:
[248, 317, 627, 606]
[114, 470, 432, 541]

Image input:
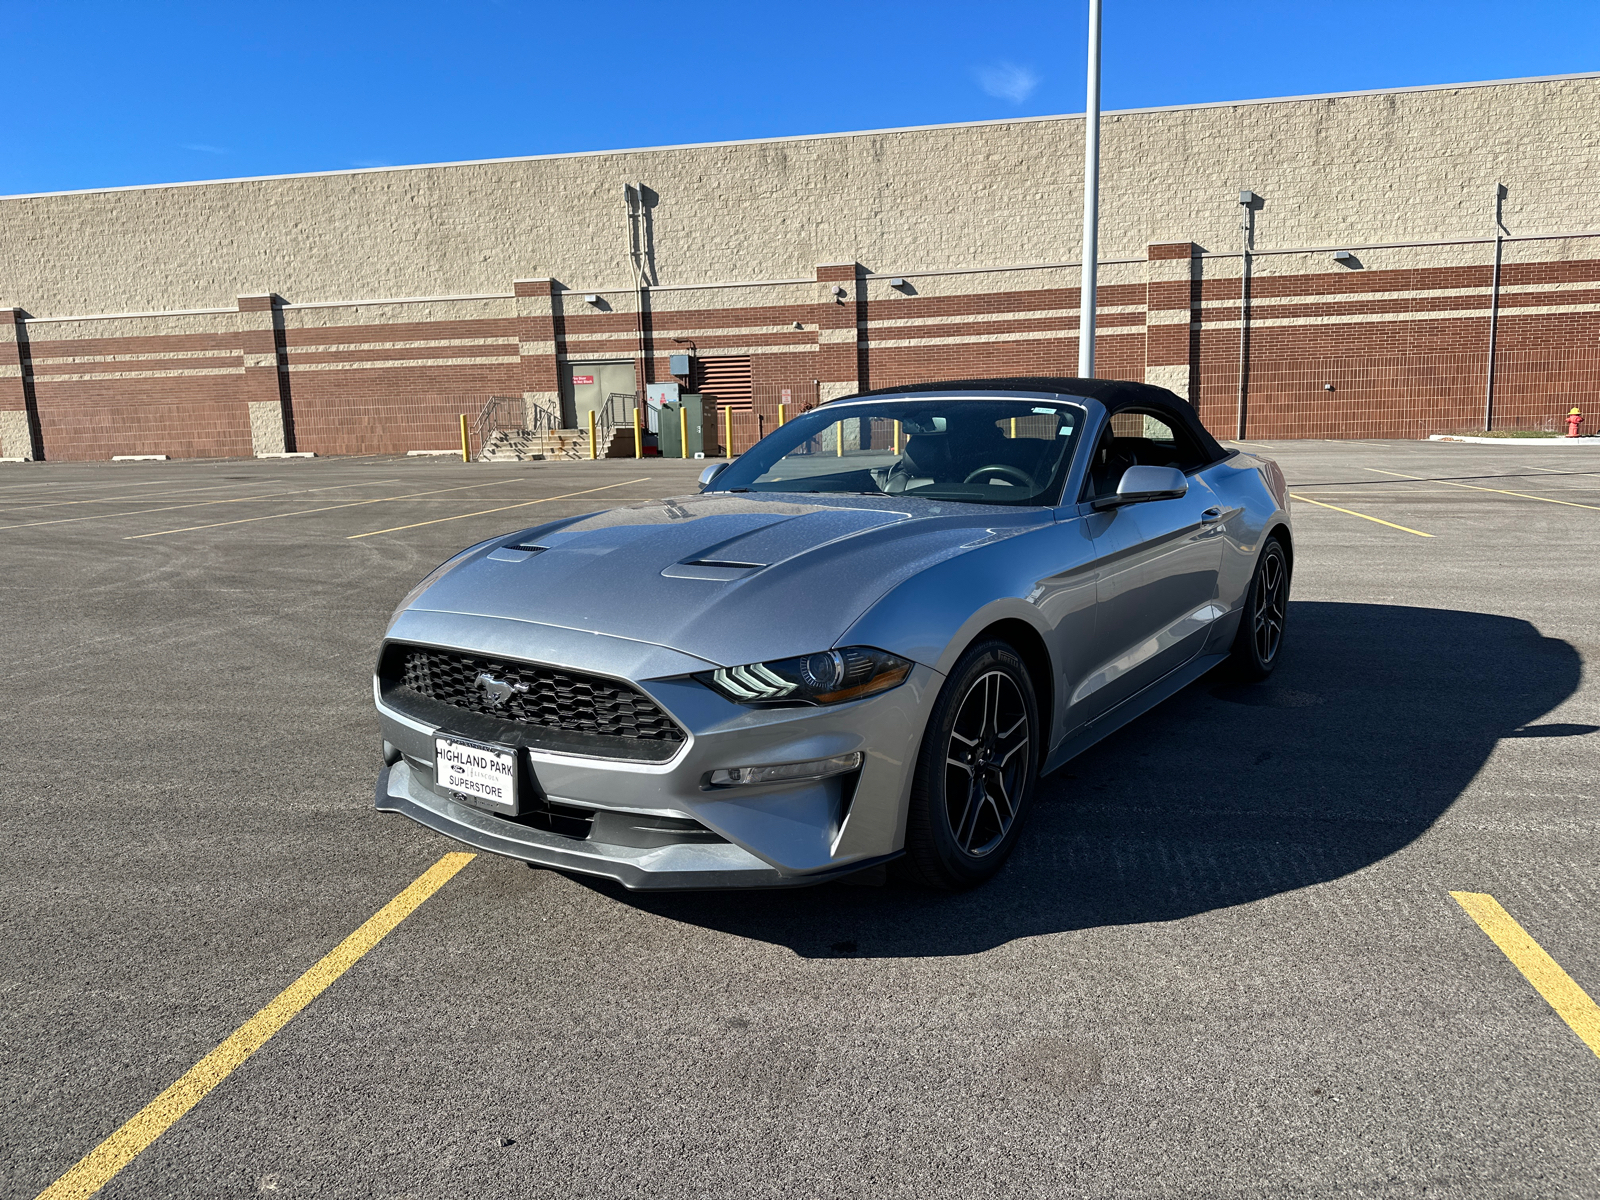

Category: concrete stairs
[479, 426, 639, 462]
[478, 428, 587, 462]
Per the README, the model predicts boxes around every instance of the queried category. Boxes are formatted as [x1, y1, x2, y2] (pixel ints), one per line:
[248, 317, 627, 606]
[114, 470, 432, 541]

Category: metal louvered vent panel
[697, 356, 753, 411]
[395, 647, 685, 746]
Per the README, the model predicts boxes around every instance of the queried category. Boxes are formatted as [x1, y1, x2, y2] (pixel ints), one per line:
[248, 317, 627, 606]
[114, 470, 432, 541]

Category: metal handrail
[593, 392, 632, 457]
[472, 395, 521, 452]
[525, 396, 561, 434]
[472, 393, 566, 458]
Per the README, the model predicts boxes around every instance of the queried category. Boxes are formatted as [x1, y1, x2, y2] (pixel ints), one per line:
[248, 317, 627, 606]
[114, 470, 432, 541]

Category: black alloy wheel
[904, 640, 1039, 890]
[1231, 536, 1290, 679]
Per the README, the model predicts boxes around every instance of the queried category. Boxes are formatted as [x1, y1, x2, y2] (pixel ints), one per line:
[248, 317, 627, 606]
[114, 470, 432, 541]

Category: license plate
[435, 736, 518, 815]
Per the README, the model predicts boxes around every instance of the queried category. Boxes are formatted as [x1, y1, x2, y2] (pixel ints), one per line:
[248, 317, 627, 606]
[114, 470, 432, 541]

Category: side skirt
[1041, 651, 1230, 776]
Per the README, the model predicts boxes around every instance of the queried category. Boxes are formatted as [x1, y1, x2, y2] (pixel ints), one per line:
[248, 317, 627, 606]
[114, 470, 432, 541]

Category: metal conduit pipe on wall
[1485, 183, 1508, 431]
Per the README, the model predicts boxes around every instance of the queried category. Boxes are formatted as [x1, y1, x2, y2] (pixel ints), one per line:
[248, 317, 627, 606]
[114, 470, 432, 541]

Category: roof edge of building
[4, 70, 1598, 204]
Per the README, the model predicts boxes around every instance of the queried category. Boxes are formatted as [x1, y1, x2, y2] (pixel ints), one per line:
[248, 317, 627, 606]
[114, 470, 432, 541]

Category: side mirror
[1092, 464, 1188, 510]
[698, 461, 730, 491]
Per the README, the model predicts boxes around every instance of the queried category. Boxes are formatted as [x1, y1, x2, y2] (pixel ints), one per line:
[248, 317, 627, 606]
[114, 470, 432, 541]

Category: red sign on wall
[572, 375, 595, 385]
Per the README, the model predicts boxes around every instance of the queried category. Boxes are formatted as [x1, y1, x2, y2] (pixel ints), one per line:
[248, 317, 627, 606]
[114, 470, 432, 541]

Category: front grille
[381, 644, 686, 762]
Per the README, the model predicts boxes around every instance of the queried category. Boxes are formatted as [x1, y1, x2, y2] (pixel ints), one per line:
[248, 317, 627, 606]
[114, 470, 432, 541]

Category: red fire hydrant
[1567, 408, 1586, 438]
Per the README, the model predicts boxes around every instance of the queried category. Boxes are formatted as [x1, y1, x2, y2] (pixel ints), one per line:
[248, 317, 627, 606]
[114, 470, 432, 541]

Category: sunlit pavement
[3, 442, 1597, 1199]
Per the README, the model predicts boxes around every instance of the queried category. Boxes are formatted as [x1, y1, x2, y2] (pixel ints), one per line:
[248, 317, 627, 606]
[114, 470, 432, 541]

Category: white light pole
[1077, 0, 1103, 378]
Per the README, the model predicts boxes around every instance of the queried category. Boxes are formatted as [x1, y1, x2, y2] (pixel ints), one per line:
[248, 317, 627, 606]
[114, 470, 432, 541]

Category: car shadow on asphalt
[582, 602, 1582, 958]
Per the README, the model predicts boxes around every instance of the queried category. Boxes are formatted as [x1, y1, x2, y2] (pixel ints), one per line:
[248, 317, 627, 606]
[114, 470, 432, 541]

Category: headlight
[697, 647, 912, 706]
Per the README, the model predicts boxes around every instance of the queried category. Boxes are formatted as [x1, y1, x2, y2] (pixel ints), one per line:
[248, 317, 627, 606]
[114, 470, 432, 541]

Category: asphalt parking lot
[4, 440, 1598, 1199]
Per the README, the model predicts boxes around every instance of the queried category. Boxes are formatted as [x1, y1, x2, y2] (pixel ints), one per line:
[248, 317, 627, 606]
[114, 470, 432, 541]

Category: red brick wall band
[12, 248, 1600, 459]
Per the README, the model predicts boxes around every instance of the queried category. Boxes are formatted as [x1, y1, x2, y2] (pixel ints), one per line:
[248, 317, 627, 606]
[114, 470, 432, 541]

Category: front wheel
[903, 640, 1039, 890]
[1230, 536, 1290, 679]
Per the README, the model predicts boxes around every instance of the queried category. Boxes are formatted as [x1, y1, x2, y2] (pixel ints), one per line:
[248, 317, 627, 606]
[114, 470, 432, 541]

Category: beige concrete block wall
[2, 75, 1596, 318]
[279, 297, 516, 329]
[247, 400, 287, 455]
[0, 410, 30, 458]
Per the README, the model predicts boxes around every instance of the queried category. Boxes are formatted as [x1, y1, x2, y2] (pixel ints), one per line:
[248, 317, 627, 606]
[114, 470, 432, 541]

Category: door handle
[1201, 507, 1224, 523]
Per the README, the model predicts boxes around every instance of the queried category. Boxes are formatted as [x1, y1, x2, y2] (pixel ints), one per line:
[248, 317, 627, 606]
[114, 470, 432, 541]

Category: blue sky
[3, 0, 1596, 195]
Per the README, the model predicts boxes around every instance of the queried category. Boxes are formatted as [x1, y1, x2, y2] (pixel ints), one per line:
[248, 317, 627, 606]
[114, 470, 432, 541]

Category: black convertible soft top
[843, 376, 1228, 464]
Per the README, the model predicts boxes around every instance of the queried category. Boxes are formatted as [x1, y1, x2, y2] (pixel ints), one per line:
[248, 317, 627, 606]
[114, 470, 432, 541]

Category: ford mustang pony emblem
[474, 671, 528, 707]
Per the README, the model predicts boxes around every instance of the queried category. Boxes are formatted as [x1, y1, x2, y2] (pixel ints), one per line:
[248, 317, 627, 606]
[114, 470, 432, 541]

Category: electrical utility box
[657, 394, 706, 458]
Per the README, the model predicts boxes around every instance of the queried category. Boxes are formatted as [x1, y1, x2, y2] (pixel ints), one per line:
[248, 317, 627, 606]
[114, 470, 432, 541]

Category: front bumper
[376, 763, 901, 889]
[373, 616, 940, 889]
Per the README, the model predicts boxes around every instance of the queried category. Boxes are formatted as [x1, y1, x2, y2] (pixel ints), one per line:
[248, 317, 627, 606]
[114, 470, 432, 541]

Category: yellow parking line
[1365, 467, 1600, 511]
[1451, 891, 1600, 1061]
[1, 480, 403, 532]
[347, 477, 652, 538]
[123, 479, 524, 539]
[1288, 493, 1434, 537]
[32, 853, 474, 1200]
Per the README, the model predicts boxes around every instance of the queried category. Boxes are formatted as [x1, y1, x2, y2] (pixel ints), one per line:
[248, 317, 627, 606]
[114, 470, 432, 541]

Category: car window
[1080, 407, 1208, 502]
[708, 398, 1084, 506]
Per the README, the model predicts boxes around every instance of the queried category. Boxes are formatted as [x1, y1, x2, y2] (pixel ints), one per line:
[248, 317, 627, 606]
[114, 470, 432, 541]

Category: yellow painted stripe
[1288, 492, 1434, 537]
[347, 477, 651, 538]
[1451, 891, 1600, 1060]
[33, 853, 475, 1200]
[1366, 467, 1600, 511]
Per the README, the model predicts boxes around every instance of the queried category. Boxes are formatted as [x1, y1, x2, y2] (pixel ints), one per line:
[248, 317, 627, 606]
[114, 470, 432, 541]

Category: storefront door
[563, 361, 636, 429]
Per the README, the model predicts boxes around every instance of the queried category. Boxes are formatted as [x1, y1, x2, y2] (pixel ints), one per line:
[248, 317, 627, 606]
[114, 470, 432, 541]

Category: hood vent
[487, 544, 547, 563]
[661, 558, 766, 581]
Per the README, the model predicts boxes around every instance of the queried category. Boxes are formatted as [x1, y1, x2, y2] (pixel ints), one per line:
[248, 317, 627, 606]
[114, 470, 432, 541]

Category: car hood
[402, 492, 1049, 669]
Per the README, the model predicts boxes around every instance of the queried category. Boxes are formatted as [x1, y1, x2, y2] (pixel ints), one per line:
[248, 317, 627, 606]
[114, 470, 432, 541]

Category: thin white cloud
[975, 62, 1041, 104]
[181, 143, 229, 155]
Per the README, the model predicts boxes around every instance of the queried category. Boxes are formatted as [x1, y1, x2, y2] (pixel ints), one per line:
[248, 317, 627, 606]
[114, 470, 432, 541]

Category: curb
[1428, 434, 1599, 447]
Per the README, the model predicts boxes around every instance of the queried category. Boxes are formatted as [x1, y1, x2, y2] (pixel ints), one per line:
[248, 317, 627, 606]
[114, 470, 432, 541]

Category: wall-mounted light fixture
[584, 294, 600, 304]
[1239, 190, 1260, 208]
[888, 278, 906, 288]
[1324, 384, 1336, 392]
[830, 284, 847, 297]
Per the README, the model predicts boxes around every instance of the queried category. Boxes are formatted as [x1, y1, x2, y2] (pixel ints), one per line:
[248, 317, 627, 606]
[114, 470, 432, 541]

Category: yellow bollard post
[633, 406, 642, 458]
[459, 414, 470, 462]
[723, 405, 732, 457]
[1010, 416, 1017, 439]
[778, 402, 787, 427]
[893, 420, 901, 455]
[587, 408, 598, 460]
[836, 420, 843, 456]
[679, 404, 689, 458]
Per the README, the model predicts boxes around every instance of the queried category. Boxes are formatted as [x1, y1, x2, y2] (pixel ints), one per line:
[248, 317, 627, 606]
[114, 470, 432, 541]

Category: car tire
[903, 640, 1039, 890]
[1229, 536, 1290, 680]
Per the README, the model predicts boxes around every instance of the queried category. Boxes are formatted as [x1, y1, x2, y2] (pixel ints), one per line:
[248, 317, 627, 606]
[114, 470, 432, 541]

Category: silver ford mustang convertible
[375, 378, 1292, 890]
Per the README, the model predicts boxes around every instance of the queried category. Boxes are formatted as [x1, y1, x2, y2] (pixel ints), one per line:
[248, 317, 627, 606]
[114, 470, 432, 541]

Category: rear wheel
[903, 640, 1039, 890]
[1230, 536, 1290, 679]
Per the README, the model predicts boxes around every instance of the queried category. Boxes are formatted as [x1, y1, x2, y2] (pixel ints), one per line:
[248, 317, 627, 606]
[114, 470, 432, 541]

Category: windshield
[709, 398, 1084, 506]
